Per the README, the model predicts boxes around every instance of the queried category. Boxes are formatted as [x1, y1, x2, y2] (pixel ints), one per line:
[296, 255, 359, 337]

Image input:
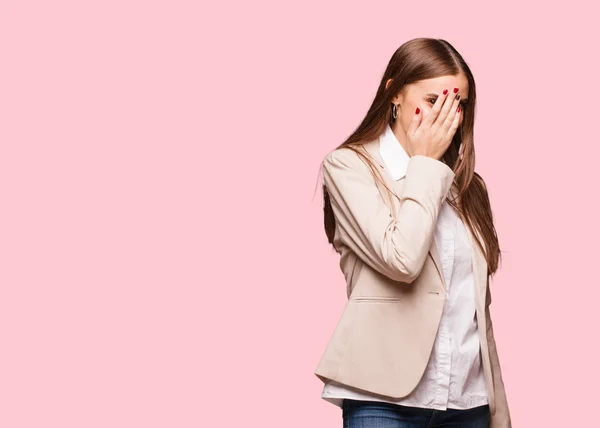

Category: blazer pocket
[349, 296, 404, 303]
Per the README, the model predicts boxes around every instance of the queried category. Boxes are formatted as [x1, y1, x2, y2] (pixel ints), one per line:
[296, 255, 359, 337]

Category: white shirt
[320, 123, 488, 410]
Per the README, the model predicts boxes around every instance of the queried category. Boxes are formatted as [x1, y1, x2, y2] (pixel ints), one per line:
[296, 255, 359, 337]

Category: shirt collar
[379, 122, 410, 181]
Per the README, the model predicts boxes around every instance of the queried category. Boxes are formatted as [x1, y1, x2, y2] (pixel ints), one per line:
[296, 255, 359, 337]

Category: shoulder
[323, 146, 357, 167]
[322, 145, 373, 174]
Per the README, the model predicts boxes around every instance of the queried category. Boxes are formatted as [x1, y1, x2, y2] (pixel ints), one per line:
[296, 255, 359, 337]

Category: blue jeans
[342, 399, 490, 428]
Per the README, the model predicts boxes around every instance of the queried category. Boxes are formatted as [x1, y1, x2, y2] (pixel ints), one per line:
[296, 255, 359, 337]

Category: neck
[391, 120, 411, 157]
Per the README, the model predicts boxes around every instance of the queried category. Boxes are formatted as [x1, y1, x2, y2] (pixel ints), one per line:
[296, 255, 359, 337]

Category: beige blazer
[314, 138, 512, 427]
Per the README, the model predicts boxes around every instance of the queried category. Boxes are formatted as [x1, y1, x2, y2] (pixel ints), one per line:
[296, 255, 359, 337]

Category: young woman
[314, 38, 512, 428]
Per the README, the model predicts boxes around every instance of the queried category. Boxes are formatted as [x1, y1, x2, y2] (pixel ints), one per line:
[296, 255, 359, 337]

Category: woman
[314, 38, 512, 428]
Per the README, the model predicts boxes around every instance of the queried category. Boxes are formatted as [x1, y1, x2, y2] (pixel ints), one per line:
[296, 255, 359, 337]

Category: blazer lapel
[361, 140, 446, 290]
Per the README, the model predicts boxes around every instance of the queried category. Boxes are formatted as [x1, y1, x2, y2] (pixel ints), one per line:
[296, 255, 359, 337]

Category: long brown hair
[322, 37, 502, 276]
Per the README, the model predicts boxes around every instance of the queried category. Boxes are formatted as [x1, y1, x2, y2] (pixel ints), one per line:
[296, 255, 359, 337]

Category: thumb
[407, 107, 421, 136]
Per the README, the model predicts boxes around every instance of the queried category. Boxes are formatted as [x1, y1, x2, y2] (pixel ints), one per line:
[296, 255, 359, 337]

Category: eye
[428, 97, 468, 110]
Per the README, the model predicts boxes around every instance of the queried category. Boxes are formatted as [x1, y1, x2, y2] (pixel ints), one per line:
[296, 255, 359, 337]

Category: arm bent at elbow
[322, 148, 455, 283]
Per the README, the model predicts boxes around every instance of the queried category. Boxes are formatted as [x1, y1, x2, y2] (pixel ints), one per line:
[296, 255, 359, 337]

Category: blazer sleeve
[321, 147, 455, 283]
[485, 278, 513, 428]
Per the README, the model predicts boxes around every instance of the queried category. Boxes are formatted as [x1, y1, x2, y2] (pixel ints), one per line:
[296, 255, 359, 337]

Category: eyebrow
[425, 92, 469, 103]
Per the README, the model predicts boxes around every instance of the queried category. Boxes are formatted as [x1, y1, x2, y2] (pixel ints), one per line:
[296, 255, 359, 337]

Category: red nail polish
[443, 89, 448, 95]
[457, 107, 461, 112]
[415, 107, 420, 114]
[453, 87, 459, 93]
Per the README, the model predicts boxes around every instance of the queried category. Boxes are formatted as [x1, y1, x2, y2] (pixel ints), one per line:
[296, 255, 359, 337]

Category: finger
[433, 88, 458, 129]
[420, 89, 449, 129]
[446, 104, 461, 142]
[441, 93, 461, 134]
[407, 106, 422, 136]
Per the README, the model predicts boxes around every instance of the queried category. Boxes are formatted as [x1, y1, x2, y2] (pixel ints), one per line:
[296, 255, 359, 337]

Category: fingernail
[455, 94, 460, 100]
[453, 87, 459, 93]
[457, 107, 461, 112]
[443, 89, 448, 95]
[415, 107, 420, 114]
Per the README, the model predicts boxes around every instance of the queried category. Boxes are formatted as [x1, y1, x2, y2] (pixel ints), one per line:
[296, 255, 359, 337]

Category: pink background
[1, 1, 598, 426]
